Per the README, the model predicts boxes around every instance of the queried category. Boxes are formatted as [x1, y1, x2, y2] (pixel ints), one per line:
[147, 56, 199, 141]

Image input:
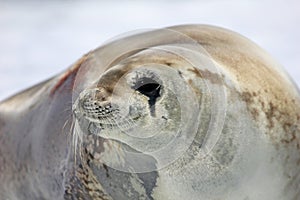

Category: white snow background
[0, 0, 299, 101]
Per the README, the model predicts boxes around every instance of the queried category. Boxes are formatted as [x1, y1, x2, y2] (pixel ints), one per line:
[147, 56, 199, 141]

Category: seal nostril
[94, 88, 111, 102]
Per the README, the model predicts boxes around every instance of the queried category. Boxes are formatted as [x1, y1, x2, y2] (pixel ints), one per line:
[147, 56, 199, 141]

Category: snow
[0, 0, 299, 100]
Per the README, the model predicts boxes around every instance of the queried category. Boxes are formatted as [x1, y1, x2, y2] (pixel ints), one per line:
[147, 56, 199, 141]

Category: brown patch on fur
[181, 25, 300, 147]
[251, 108, 259, 120]
[241, 91, 260, 121]
[188, 67, 223, 85]
[187, 79, 201, 97]
[241, 90, 300, 147]
[50, 53, 90, 97]
[199, 69, 224, 85]
[187, 67, 203, 78]
[96, 67, 130, 95]
[265, 102, 276, 129]
[281, 126, 297, 144]
[164, 61, 173, 66]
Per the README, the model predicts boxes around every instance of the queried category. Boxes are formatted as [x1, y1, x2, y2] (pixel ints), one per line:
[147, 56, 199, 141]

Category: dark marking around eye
[135, 77, 161, 117]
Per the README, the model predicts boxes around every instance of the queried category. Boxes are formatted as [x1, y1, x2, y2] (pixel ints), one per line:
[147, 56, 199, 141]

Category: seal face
[75, 66, 168, 136]
[0, 25, 299, 200]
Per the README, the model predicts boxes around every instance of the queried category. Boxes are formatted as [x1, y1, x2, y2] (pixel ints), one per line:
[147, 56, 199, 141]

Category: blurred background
[0, 0, 299, 100]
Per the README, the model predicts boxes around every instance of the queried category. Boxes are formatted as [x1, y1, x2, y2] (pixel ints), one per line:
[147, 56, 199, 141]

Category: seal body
[0, 25, 299, 200]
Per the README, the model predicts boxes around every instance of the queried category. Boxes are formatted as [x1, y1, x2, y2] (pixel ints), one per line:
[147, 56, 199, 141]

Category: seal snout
[77, 87, 121, 121]
[89, 87, 111, 102]
[80, 87, 112, 106]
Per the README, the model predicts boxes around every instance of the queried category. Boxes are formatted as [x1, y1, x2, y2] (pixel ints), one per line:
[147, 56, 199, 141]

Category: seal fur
[0, 24, 299, 200]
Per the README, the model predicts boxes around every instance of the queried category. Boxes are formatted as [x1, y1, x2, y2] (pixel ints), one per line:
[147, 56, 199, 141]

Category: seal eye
[135, 77, 161, 98]
[134, 77, 161, 116]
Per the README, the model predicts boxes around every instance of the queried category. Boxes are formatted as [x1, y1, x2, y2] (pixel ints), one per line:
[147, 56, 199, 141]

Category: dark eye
[137, 83, 160, 97]
[134, 77, 161, 116]
[135, 77, 161, 98]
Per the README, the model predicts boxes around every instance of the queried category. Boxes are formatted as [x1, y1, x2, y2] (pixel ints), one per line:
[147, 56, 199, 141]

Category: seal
[0, 25, 299, 200]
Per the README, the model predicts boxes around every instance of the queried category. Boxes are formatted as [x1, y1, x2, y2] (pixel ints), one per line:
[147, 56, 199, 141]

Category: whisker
[62, 118, 72, 134]
[71, 120, 85, 166]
